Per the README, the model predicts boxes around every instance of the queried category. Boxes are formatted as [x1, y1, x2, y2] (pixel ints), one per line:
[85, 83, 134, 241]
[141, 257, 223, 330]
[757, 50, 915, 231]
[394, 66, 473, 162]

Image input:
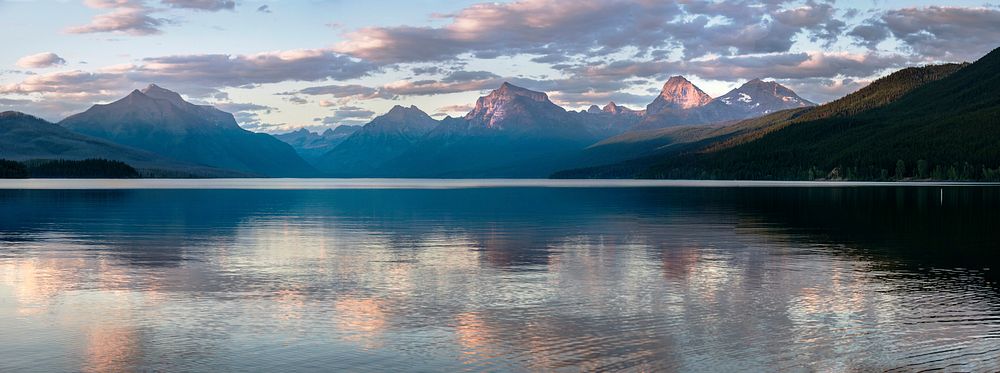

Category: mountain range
[316, 104, 439, 176]
[293, 79, 810, 177]
[554, 48, 995, 180]
[635, 76, 815, 130]
[2, 46, 998, 180]
[60, 84, 315, 177]
[0, 111, 241, 177]
[274, 125, 360, 165]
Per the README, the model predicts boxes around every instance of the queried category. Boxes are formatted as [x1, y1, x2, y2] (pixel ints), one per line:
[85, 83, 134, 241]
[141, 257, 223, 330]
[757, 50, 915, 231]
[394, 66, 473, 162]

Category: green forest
[0, 159, 140, 179]
[643, 47, 1000, 181]
[552, 46, 1000, 182]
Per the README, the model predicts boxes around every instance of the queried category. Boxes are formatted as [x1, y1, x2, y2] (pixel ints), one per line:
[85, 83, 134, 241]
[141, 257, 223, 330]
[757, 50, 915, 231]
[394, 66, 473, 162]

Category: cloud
[292, 68, 644, 108]
[285, 96, 307, 104]
[772, 0, 846, 46]
[286, 83, 394, 107]
[851, 6, 1000, 60]
[411, 66, 445, 75]
[568, 51, 908, 82]
[0, 48, 376, 119]
[780, 77, 871, 104]
[682, 52, 908, 80]
[292, 70, 511, 105]
[847, 23, 891, 49]
[381, 71, 501, 96]
[14, 1, 1000, 125]
[83, 0, 142, 8]
[549, 91, 650, 109]
[68, 0, 235, 36]
[333, 0, 858, 64]
[334, 0, 686, 63]
[161, 0, 235, 11]
[0, 70, 128, 96]
[214, 102, 275, 114]
[16, 52, 67, 69]
[291, 72, 544, 104]
[0, 96, 102, 122]
[2, 49, 373, 96]
[213, 101, 276, 129]
[130, 49, 374, 90]
[323, 106, 375, 123]
[295, 84, 388, 99]
[67, 6, 168, 35]
[432, 104, 474, 117]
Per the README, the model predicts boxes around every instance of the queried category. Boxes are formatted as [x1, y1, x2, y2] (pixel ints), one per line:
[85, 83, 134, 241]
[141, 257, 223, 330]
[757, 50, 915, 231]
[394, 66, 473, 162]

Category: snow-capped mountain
[716, 79, 815, 117]
[636, 76, 815, 129]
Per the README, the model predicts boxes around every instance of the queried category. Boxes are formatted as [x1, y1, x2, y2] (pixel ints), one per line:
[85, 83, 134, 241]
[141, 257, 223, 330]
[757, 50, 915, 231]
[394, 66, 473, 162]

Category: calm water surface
[2, 180, 1000, 372]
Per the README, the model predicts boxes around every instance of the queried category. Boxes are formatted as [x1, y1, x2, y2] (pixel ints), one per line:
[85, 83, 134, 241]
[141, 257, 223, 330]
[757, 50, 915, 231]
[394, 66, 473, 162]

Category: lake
[1, 180, 999, 371]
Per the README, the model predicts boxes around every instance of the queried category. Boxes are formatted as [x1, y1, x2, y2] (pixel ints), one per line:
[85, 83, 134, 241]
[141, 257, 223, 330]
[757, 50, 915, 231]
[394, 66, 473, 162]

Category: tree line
[647, 159, 1000, 182]
[0, 159, 139, 178]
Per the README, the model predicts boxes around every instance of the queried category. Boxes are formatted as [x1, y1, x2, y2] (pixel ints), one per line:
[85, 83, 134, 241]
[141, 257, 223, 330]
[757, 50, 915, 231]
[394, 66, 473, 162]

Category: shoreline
[1, 178, 998, 190]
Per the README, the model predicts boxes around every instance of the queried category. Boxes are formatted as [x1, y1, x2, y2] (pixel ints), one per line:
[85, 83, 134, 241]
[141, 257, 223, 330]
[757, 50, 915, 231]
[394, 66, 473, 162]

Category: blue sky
[1, 0, 998, 132]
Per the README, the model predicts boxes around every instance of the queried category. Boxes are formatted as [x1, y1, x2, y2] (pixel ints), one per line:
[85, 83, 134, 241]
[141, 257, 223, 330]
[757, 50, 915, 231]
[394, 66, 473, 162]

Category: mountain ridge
[635, 76, 814, 130]
[60, 85, 316, 177]
[0, 110, 242, 177]
[551, 54, 984, 180]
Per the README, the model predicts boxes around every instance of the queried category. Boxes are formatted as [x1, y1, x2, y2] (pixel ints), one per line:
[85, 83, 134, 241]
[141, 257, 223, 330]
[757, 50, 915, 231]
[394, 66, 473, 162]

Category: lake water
[2, 180, 1000, 372]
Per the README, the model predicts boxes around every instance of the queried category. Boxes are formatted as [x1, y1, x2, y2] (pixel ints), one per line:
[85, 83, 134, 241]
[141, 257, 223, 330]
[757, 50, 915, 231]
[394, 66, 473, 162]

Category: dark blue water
[2, 181, 1000, 371]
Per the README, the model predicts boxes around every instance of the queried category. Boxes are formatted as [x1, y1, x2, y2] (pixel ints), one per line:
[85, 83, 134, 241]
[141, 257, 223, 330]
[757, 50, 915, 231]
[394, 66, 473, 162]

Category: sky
[0, 0, 998, 133]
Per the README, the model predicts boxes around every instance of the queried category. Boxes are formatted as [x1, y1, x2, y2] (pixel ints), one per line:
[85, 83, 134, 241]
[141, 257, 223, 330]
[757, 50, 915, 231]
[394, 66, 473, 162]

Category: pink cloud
[16, 52, 67, 69]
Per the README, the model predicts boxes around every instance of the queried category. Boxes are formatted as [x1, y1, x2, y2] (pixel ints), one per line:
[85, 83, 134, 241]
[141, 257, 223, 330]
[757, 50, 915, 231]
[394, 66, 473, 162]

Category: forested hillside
[0, 159, 139, 178]
[553, 49, 995, 181]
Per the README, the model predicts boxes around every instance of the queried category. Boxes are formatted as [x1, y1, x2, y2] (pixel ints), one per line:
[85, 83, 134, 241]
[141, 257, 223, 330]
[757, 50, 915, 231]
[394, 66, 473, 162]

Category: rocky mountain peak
[382, 105, 430, 122]
[492, 82, 549, 102]
[465, 82, 559, 129]
[140, 84, 187, 106]
[365, 105, 437, 134]
[587, 105, 602, 114]
[647, 76, 713, 115]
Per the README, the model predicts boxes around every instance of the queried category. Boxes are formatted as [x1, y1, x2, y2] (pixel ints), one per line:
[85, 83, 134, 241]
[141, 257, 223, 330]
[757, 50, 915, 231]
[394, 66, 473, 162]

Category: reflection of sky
[2, 187, 1000, 371]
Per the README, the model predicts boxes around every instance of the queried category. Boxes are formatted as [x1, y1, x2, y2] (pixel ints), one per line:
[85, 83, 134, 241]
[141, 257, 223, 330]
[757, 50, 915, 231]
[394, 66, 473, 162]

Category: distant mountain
[575, 102, 644, 132]
[456, 82, 579, 135]
[640, 48, 994, 181]
[0, 111, 240, 177]
[376, 83, 612, 177]
[600, 101, 641, 116]
[635, 77, 814, 130]
[60, 84, 315, 177]
[315, 105, 438, 176]
[313, 83, 620, 177]
[275, 125, 360, 164]
[714, 78, 814, 118]
[552, 57, 977, 180]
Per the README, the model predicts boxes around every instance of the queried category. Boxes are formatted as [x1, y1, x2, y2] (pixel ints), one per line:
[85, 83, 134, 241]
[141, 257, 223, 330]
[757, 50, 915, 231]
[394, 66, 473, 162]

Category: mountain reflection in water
[1, 185, 999, 371]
